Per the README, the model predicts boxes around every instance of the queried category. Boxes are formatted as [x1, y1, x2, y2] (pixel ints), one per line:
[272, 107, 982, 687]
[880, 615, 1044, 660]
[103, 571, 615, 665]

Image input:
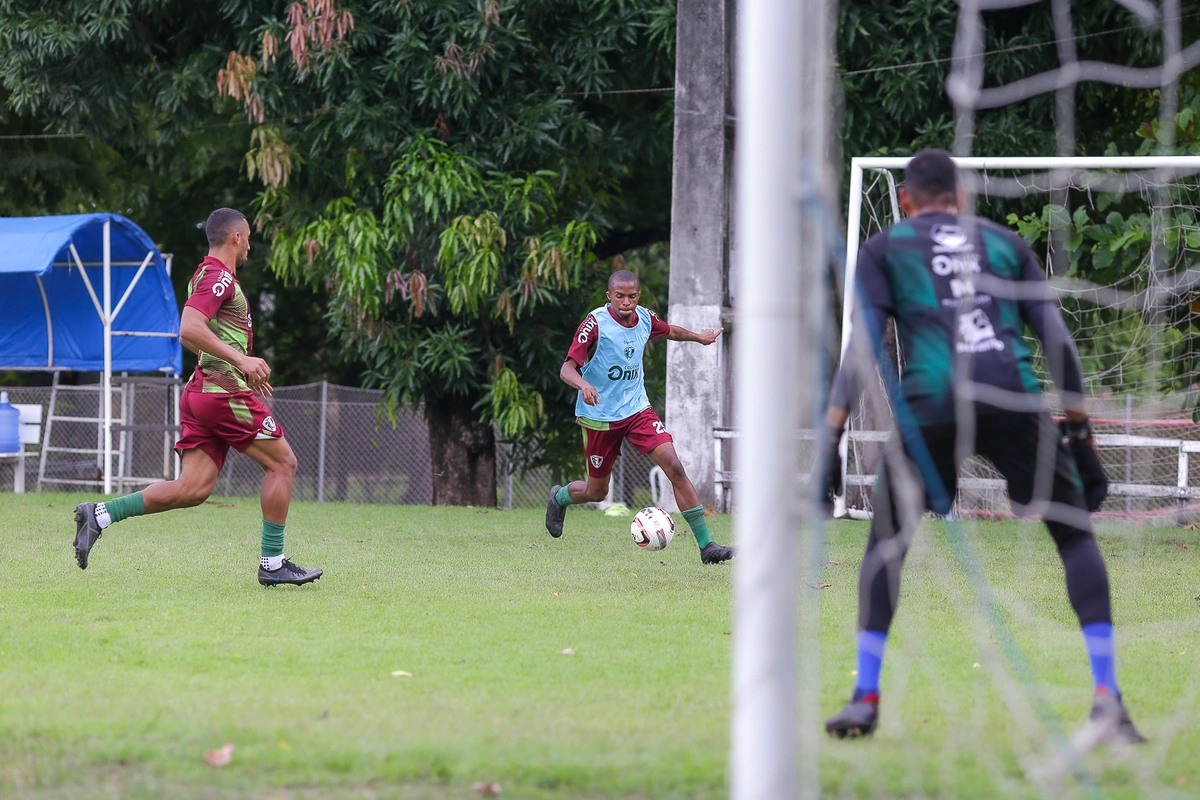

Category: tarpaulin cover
[0, 213, 182, 373]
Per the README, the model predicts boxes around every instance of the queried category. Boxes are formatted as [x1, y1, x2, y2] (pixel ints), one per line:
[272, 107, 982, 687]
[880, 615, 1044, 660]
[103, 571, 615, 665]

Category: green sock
[682, 505, 712, 549]
[261, 519, 285, 559]
[102, 492, 144, 525]
[555, 485, 575, 507]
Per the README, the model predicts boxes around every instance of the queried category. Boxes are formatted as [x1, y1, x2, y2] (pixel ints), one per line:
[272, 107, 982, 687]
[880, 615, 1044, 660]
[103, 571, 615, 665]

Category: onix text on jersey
[577, 315, 598, 344]
[211, 271, 234, 297]
[607, 365, 641, 381]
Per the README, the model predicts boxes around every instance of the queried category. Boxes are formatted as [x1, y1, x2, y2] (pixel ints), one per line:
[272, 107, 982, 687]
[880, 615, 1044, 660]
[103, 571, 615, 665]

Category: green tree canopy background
[2, 0, 1194, 499]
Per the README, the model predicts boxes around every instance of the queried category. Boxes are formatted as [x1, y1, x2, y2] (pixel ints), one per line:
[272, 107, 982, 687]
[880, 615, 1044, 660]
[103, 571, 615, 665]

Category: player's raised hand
[696, 328, 723, 346]
[238, 356, 271, 388]
[580, 383, 600, 406]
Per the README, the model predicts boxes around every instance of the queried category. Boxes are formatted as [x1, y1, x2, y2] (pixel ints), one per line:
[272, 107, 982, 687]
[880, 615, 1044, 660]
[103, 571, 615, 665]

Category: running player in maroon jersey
[73, 208, 322, 587]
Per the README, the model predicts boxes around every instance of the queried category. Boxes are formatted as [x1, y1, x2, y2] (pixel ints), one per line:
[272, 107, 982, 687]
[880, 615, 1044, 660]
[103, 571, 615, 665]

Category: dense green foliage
[1001, 80, 1200, 400]
[3, 0, 1198, 477]
[0, 0, 677, 479]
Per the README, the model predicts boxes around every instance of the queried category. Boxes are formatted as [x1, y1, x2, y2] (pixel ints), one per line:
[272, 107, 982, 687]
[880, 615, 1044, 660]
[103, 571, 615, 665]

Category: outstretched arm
[666, 325, 722, 345]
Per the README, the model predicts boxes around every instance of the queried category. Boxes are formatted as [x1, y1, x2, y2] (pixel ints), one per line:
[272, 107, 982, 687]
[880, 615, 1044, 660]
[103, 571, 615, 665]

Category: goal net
[731, 2, 1200, 796]
[840, 156, 1200, 521]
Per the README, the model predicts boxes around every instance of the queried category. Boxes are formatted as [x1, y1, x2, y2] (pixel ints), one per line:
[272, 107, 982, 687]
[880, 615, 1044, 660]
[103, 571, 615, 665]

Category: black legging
[858, 409, 1112, 633]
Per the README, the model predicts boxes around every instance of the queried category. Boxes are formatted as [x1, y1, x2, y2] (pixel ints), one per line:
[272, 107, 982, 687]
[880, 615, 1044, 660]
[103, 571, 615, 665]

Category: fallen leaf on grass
[473, 782, 502, 796]
[476, 509, 490, 514]
[560, 648, 575, 656]
[553, 592, 562, 597]
[826, 559, 842, 565]
[972, 663, 981, 669]
[204, 501, 234, 508]
[809, 583, 832, 590]
[391, 670, 413, 677]
[659, 560, 666, 565]
[1177, 775, 1188, 786]
[204, 743, 234, 768]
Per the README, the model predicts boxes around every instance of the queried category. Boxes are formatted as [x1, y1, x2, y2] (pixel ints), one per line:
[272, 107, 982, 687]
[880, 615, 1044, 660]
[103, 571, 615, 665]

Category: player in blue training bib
[544, 270, 735, 564]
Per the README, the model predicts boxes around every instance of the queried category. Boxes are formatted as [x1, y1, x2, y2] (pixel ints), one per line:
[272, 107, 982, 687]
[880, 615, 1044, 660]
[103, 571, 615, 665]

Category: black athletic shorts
[873, 408, 1087, 518]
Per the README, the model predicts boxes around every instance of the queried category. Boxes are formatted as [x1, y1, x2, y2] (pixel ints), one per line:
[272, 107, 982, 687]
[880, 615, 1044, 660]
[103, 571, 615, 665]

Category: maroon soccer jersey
[565, 305, 669, 366]
[183, 256, 253, 394]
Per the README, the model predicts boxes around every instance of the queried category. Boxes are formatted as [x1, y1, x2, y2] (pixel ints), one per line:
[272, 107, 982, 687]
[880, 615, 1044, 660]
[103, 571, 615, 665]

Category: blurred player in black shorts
[820, 149, 1143, 744]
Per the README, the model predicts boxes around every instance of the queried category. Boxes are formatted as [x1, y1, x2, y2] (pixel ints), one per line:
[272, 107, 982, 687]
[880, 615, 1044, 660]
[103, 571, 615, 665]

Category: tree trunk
[426, 395, 496, 506]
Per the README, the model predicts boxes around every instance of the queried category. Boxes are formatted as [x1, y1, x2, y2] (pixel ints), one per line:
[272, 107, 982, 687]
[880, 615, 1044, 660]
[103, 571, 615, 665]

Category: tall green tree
[5, 0, 1195, 502]
[0, 0, 362, 386]
[227, 0, 678, 504]
[1, 0, 678, 503]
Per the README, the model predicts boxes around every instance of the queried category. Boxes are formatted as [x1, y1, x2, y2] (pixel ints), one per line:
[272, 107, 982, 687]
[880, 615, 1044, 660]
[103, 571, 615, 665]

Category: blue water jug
[0, 392, 20, 454]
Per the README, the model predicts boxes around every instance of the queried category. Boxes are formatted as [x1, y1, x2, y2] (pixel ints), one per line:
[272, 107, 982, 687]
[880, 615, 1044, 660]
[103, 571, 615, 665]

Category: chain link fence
[0, 379, 664, 509]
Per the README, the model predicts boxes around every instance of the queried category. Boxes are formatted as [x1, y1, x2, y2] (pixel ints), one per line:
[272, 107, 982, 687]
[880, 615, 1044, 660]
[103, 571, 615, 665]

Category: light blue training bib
[575, 305, 654, 423]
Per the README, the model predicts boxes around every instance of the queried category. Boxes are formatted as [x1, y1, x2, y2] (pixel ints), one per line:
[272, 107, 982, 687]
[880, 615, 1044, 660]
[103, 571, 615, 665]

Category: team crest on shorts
[262, 416, 277, 434]
[590, 455, 604, 469]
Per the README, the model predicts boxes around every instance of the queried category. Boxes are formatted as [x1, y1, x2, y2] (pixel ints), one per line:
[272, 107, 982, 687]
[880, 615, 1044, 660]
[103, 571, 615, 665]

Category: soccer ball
[630, 507, 674, 550]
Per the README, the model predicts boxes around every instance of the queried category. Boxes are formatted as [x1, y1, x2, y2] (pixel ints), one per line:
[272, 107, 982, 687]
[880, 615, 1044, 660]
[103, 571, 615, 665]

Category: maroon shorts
[174, 390, 284, 471]
[581, 407, 673, 478]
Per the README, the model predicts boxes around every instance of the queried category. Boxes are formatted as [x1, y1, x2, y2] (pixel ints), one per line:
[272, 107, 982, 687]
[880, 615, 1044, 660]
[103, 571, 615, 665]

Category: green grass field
[1, 494, 1197, 799]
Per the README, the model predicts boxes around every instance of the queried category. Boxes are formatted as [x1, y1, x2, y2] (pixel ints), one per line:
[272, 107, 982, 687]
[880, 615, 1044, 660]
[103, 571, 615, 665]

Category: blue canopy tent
[0, 213, 183, 492]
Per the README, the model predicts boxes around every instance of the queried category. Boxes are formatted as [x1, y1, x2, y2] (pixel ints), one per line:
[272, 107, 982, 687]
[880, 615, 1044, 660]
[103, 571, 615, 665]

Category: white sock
[95, 503, 113, 530]
[261, 554, 284, 571]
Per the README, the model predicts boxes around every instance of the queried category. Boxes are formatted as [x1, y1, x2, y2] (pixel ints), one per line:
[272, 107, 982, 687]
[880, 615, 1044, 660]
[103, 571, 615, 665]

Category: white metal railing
[712, 427, 1200, 520]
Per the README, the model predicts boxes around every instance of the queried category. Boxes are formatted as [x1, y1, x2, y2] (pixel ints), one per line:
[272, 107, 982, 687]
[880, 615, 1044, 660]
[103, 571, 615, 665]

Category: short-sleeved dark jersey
[853, 210, 1081, 426]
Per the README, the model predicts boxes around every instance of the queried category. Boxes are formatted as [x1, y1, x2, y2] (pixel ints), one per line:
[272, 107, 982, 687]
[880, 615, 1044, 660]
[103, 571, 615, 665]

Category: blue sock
[1082, 622, 1119, 695]
[853, 630, 887, 701]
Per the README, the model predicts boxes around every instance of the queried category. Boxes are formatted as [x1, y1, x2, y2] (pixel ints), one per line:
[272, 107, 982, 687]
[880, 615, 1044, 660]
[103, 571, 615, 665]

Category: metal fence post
[1177, 443, 1188, 526]
[1124, 393, 1132, 513]
[317, 380, 328, 503]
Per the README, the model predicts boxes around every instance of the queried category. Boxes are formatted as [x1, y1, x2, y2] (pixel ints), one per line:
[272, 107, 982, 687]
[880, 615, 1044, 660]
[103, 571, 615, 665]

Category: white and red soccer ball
[630, 506, 674, 551]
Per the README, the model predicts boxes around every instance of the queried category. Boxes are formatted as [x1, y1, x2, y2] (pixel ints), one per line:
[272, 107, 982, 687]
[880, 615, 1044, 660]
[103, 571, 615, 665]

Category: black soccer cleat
[1089, 689, 1147, 745]
[699, 541, 735, 564]
[825, 694, 879, 738]
[258, 558, 323, 587]
[73, 502, 103, 570]
[546, 484, 566, 538]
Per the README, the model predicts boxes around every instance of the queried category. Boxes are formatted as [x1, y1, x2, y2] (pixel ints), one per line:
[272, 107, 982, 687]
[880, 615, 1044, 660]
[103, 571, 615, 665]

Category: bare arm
[179, 307, 272, 396]
[559, 358, 599, 406]
[666, 325, 722, 345]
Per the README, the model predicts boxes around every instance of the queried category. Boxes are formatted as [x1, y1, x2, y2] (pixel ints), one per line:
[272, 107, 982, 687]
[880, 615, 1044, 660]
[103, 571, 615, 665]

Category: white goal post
[835, 154, 1200, 520]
